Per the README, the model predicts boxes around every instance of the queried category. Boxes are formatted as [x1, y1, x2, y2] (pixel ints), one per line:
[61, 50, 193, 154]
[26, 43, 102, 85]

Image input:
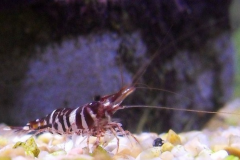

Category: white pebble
[140, 136, 158, 149]
[12, 156, 29, 160]
[38, 151, 50, 159]
[171, 145, 194, 160]
[196, 149, 212, 160]
[210, 136, 228, 148]
[160, 151, 174, 160]
[229, 135, 240, 149]
[64, 140, 73, 152]
[136, 147, 161, 160]
[67, 147, 83, 156]
[171, 145, 187, 157]
[222, 127, 240, 138]
[184, 137, 208, 156]
[210, 150, 228, 160]
[179, 131, 202, 143]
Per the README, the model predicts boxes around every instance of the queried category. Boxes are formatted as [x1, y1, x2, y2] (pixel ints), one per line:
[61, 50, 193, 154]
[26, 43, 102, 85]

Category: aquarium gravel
[1, 124, 240, 160]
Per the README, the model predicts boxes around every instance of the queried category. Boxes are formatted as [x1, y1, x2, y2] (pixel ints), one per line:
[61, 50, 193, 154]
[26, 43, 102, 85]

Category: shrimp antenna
[122, 105, 240, 116]
[131, 25, 174, 85]
[118, 57, 124, 88]
[134, 84, 192, 102]
[132, 16, 229, 86]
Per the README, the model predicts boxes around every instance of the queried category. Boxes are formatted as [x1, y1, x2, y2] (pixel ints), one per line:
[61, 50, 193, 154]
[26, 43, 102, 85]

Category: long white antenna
[123, 105, 240, 116]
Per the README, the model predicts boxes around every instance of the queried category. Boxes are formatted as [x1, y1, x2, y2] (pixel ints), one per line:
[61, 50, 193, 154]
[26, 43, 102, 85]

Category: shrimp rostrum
[7, 85, 136, 150]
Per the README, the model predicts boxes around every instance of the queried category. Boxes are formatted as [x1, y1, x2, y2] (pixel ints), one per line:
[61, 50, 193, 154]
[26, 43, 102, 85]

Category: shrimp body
[13, 86, 135, 137]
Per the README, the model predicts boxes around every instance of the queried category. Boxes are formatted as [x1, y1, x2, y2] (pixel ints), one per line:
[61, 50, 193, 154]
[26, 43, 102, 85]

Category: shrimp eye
[93, 95, 101, 101]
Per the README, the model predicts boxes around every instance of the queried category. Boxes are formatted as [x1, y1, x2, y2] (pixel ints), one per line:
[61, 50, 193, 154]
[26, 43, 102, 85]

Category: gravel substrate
[1, 124, 240, 160]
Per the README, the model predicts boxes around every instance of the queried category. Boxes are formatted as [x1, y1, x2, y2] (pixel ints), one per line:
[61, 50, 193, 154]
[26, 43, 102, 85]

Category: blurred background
[232, 0, 240, 97]
[0, 0, 239, 133]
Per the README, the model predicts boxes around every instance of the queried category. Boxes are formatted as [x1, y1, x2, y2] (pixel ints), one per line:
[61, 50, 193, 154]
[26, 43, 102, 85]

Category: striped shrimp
[7, 85, 138, 152]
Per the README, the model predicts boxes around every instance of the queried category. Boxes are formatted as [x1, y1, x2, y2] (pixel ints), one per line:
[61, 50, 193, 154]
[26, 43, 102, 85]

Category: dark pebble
[153, 138, 164, 147]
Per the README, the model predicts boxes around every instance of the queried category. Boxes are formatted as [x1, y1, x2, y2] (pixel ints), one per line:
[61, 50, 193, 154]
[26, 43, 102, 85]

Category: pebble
[184, 137, 208, 156]
[160, 151, 174, 160]
[211, 150, 228, 160]
[3, 125, 240, 159]
[153, 138, 164, 147]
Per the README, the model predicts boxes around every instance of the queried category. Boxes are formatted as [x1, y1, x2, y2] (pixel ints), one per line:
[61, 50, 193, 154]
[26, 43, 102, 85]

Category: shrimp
[6, 86, 138, 152]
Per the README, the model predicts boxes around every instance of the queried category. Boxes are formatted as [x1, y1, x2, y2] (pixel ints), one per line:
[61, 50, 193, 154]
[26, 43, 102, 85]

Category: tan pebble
[38, 133, 66, 146]
[115, 146, 141, 158]
[37, 133, 53, 144]
[92, 146, 112, 160]
[129, 146, 142, 158]
[166, 130, 181, 145]
[0, 145, 25, 157]
[115, 148, 132, 158]
[160, 151, 174, 160]
[51, 135, 66, 145]
[0, 136, 8, 148]
[111, 144, 129, 154]
[224, 146, 240, 158]
[212, 144, 228, 152]
[161, 142, 174, 152]
[0, 156, 11, 160]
